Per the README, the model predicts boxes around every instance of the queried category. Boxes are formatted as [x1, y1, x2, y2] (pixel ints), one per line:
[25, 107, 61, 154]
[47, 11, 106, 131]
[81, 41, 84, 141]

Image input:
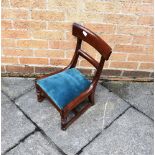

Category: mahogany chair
[35, 23, 112, 130]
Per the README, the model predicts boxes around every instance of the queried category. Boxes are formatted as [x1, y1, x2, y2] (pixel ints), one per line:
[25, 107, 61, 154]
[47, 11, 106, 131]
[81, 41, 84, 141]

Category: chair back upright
[70, 23, 112, 87]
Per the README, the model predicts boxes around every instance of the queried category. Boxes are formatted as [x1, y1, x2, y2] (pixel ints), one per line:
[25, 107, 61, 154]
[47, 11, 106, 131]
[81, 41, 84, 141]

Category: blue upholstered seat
[37, 68, 91, 109]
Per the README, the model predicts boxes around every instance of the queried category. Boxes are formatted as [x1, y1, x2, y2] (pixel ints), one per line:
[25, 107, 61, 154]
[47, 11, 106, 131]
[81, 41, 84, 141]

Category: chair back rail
[72, 23, 112, 60]
[78, 49, 99, 69]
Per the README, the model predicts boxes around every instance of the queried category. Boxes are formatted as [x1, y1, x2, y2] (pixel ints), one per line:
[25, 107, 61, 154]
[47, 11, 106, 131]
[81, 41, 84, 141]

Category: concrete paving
[2, 77, 34, 100]
[15, 85, 129, 154]
[81, 108, 154, 155]
[6, 132, 62, 155]
[1, 93, 35, 154]
[102, 81, 154, 120]
[1, 77, 154, 155]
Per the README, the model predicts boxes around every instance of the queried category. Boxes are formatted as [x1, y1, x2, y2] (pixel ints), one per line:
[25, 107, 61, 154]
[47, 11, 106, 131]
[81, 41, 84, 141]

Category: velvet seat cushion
[37, 68, 91, 109]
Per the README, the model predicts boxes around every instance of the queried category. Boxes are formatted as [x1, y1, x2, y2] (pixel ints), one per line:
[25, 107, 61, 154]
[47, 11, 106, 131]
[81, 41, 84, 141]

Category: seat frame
[35, 23, 112, 130]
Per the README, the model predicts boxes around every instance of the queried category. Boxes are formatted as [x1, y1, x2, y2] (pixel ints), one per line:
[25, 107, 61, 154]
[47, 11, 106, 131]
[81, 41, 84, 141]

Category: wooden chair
[35, 23, 112, 130]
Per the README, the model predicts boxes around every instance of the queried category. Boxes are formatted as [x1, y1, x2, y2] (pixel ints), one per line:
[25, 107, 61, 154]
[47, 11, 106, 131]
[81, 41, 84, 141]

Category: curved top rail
[72, 23, 112, 60]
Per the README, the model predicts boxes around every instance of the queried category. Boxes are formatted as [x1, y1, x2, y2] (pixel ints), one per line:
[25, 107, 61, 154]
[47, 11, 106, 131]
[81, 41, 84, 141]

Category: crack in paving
[2, 90, 67, 155]
[76, 106, 131, 155]
[2, 128, 38, 155]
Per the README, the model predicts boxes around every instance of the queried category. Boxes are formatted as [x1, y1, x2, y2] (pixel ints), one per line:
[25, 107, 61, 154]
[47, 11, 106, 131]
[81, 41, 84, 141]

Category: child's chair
[35, 23, 112, 130]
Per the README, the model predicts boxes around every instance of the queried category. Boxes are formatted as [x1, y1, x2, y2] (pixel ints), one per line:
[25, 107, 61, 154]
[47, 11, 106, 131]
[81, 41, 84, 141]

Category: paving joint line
[76, 106, 131, 155]
[2, 128, 38, 155]
[38, 129, 67, 155]
[110, 91, 154, 122]
[121, 98, 153, 122]
[102, 86, 154, 122]
[13, 86, 35, 101]
[2, 91, 67, 155]
[130, 105, 154, 122]
[3, 82, 152, 154]
[104, 106, 131, 129]
[76, 132, 102, 155]
[121, 98, 154, 122]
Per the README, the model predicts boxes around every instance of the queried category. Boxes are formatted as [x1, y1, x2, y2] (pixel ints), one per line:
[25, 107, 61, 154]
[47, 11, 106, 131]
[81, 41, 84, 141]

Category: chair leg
[35, 84, 45, 102]
[61, 114, 67, 131]
[61, 103, 92, 130]
[88, 92, 95, 106]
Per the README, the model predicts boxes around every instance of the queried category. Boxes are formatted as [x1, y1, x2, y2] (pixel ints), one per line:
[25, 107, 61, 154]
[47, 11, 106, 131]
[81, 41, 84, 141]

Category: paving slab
[102, 81, 154, 119]
[81, 108, 154, 155]
[15, 84, 129, 155]
[2, 77, 35, 100]
[1, 93, 35, 154]
[6, 132, 62, 155]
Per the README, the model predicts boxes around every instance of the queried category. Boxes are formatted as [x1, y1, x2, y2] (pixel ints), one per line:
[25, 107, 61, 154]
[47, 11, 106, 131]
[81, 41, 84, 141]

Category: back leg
[35, 84, 45, 102]
[88, 92, 95, 106]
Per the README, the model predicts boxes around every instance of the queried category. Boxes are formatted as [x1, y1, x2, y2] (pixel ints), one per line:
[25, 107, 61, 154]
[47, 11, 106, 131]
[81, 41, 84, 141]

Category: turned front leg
[61, 111, 68, 131]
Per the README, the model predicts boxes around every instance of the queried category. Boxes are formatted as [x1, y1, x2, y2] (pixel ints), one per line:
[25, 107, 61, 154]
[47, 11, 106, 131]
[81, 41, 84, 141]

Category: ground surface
[1, 77, 154, 155]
